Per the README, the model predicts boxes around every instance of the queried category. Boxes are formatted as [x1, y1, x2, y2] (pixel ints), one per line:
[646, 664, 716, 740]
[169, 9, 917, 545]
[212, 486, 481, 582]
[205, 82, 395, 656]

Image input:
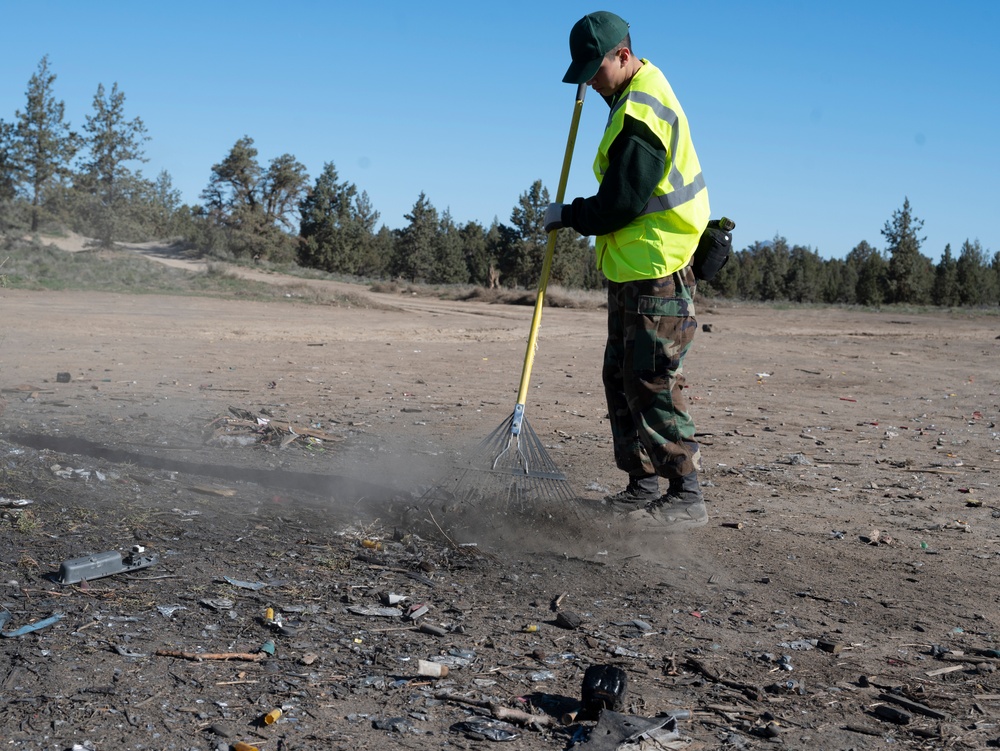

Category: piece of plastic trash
[575, 711, 679, 749]
[450, 717, 520, 742]
[0, 497, 33, 507]
[417, 659, 449, 678]
[200, 598, 234, 611]
[582, 664, 628, 712]
[0, 610, 65, 638]
[406, 603, 430, 620]
[54, 548, 157, 586]
[223, 576, 266, 590]
[347, 605, 403, 618]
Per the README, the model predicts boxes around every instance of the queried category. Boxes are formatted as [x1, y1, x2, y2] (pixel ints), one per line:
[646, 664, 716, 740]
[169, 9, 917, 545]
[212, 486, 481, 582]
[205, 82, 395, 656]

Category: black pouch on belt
[692, 218, 735, 282]
[581, 664, 628, 712]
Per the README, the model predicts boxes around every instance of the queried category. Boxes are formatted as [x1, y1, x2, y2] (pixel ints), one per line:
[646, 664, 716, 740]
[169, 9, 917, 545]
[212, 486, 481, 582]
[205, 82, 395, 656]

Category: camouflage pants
[603, 266, 700, 480]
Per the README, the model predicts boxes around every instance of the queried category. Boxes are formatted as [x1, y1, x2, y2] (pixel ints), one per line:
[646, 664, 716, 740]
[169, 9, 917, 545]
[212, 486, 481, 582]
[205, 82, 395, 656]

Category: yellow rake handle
[513, 84, 587, 422]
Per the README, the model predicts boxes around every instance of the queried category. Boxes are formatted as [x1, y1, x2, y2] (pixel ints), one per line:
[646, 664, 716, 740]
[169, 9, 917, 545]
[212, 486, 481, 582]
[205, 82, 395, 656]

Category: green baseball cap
[562, 11, 630, 84]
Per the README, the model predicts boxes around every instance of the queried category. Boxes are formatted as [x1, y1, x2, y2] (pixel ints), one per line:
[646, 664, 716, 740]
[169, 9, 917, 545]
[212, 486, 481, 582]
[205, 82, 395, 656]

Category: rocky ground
[2, 255, 1000, 750]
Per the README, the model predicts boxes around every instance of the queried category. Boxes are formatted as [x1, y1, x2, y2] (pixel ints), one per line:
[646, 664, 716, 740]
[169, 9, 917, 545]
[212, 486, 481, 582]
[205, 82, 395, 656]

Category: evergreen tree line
[0, 55, 183, 246]
[1, 57, 996, 303]
[0, 57, 598, 289]
[702, 198, 999, 306]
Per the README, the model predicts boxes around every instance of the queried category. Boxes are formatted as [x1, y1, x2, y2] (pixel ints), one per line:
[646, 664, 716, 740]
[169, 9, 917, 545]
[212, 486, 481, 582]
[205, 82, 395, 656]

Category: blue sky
[1, 1, 996, 262]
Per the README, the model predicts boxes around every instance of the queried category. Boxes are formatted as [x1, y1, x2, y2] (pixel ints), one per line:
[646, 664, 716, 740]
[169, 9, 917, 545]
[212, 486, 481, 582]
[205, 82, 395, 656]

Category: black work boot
[604, 474, 659, 505]
[629, 471, 707, 530]
[663, 471, 703, 505]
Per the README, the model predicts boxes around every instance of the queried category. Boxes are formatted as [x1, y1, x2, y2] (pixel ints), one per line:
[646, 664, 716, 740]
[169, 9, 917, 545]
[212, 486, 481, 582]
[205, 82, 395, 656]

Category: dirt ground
[2, 239, 1000, 751]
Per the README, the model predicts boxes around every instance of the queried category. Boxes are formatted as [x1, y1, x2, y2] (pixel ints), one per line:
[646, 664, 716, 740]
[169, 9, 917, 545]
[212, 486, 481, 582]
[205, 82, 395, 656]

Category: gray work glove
[544, 203, 566, 233]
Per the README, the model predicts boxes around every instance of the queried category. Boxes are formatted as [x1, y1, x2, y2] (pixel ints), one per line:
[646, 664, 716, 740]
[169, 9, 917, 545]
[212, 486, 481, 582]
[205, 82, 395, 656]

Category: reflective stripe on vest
[607, 90, 707, 217]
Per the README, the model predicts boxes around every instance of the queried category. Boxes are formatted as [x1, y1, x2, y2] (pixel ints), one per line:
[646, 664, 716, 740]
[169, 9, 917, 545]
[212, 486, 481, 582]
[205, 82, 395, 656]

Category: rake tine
[414, 85, 590, 535]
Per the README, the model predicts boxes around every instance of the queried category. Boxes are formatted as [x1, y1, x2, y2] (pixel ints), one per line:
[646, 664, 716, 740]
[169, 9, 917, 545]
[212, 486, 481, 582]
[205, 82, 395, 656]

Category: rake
[419, 84, 588, 529]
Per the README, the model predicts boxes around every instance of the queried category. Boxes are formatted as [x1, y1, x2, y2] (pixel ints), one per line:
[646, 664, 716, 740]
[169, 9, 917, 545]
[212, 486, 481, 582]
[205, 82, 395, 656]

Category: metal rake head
[417, 411, 581, 532]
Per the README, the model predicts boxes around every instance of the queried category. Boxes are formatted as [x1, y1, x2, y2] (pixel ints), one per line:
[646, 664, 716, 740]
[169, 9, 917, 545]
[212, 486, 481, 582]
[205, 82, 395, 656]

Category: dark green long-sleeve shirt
[563, 105, 667, 237]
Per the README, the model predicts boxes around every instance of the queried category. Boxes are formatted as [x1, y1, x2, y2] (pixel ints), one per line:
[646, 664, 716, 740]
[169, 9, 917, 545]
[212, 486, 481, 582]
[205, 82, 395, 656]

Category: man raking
[545, 11, 712, 530]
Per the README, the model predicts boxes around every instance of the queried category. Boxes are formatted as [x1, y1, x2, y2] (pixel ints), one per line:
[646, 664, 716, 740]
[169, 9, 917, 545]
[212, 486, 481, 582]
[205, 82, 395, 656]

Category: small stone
[555, 611, 582, 630]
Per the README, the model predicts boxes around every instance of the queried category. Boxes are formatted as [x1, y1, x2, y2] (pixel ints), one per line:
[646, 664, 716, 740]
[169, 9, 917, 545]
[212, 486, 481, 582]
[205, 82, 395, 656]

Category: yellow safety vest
[594, 60, 710, 282]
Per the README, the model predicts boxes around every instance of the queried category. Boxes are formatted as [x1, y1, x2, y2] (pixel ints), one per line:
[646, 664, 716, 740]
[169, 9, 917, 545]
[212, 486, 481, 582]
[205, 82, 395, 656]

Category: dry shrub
[205, 262, 239, 279]
[545, 284, 606, 309]
[456, 286, 505, 303]
[456, 285, 605, 309]
[369, 281, 399, 294]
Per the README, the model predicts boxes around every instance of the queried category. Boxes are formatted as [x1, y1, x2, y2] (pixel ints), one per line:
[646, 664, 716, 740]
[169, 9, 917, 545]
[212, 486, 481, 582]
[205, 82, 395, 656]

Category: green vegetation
[0, 56, 997, 308]
[0, 234, 373, 306]
[701, 198, 1000, 307]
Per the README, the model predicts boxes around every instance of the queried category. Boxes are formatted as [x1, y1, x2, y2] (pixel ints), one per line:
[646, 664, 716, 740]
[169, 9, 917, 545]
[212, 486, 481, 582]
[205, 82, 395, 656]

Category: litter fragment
[873, 704, 911, 724]
[54, 548, 158, 586]
[406, 603, 430, 620]
[0, 609, 65, 638]
[574, 710, 678, 751]
[780, 639, 815, 651]
[187, 484, 237, 497]
[860, 529, 894, 546]
[555, 611, 583, 630]
[419, 622, 448, 637]
[451, 717, 520, 742]
[582, 664, 628, 712]
[200, 598, 235, 611]
[417, 659, 449, 678]
[154, 648, 267, 663]
[223, 576, 266, 590]
[373, 716, 414, 732]
[0, 497, 33, 507]
[878, 692, 949, 720]
[347, 605, 403, 618]
[379, 592, 409, 606]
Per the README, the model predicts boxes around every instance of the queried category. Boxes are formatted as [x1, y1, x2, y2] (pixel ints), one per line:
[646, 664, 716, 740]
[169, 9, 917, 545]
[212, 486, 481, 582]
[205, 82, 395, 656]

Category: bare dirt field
[2, 242, 1000, 751]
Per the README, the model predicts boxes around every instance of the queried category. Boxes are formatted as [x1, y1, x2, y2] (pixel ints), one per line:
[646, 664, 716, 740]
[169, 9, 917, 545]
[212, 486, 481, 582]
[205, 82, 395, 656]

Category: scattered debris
[205, 406, 343, 451]
[0, 497, 33, 507]
[860, 529, 894, 546]
[0, 609, 65, 638]
[54, 547, 157, 585]
[154, 649, 268, 663]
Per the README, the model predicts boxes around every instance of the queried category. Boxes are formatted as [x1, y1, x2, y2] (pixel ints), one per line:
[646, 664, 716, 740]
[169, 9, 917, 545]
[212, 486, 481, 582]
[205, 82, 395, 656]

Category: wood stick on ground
[427, 510, 461, 549]
[686, 657, 763, 700]
[433, 691, 556, 729]
[154, 649, 266, 663]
